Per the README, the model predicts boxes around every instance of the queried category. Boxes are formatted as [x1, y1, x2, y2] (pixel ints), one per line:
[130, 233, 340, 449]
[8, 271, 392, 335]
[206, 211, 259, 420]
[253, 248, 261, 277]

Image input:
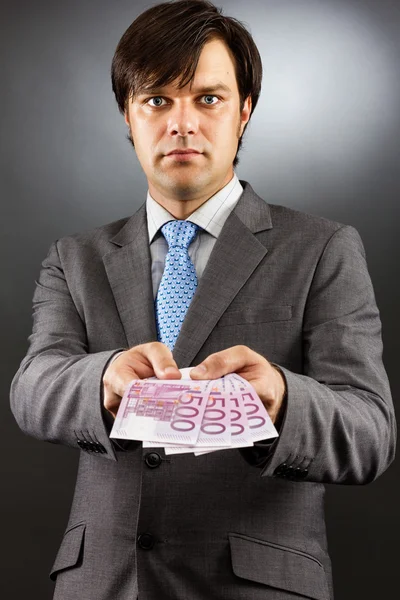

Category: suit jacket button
[138, 533, 155, 550]
[273, 462, 287, 477]
[293, 467, 308, 480]
[286, 465, 295, 479]
[145, 452, 162, 468]
[92, 442, 100, 453]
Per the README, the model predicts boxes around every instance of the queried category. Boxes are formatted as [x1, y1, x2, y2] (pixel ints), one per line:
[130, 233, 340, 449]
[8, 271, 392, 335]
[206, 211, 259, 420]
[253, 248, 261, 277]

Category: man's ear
[124, 111, 130, 127]
[239, 95, 252, 137]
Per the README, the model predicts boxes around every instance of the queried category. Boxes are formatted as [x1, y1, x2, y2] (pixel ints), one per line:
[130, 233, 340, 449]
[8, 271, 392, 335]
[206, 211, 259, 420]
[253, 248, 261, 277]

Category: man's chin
[156, 173, 210, 200]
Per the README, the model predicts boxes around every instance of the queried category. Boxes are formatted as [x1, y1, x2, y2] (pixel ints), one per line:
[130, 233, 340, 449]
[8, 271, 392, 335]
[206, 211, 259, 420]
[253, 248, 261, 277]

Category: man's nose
[167, 103, 199, 137]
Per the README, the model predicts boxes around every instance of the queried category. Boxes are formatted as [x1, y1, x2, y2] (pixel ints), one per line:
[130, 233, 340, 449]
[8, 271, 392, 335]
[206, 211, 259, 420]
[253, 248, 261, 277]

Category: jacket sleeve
[251, 225, 396, 484]
[9, 240, 128, 462]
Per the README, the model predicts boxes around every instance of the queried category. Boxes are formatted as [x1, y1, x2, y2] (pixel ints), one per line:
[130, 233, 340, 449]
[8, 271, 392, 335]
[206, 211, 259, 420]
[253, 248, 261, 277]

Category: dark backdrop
[1, 0, 399, 598]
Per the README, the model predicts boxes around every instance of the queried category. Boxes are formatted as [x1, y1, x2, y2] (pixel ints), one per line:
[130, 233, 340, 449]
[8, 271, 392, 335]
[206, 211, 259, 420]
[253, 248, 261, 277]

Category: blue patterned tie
[155, 220, 200, 351]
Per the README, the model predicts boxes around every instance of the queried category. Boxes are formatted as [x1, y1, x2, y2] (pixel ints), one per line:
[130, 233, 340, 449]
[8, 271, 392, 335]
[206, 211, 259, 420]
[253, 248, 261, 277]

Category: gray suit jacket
[10, 181, 396, 600]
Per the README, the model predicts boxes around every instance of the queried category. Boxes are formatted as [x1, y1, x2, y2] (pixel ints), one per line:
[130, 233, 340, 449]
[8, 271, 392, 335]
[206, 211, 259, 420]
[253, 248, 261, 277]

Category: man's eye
[201, 95, 218, 105]
[146, 95, 219, 107]
[147, 97, 166, 107]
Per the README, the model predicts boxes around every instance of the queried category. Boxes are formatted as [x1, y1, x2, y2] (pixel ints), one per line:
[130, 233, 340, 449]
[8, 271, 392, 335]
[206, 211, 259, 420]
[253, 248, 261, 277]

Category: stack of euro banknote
[110, 368, 278, 455]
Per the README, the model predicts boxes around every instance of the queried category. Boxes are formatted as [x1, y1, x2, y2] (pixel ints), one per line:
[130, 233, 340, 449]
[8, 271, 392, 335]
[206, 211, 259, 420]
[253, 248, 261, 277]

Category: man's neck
[148, 172, 235, 219]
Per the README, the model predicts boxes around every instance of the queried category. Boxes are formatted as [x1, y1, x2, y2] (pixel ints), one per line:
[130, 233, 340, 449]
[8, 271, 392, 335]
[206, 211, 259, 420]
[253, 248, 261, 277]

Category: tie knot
[161, 220, 199, 249]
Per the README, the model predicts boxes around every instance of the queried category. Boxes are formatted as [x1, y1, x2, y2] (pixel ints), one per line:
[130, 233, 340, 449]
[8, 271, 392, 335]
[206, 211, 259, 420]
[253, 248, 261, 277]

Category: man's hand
[190, 345, 287, 425]
[103, 342, 181, 418]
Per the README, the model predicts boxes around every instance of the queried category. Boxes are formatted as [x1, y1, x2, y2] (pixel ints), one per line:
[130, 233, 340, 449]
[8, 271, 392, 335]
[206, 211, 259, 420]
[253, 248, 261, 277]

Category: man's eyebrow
[192, 83, 233, 95]
[135, 81, 233, 97]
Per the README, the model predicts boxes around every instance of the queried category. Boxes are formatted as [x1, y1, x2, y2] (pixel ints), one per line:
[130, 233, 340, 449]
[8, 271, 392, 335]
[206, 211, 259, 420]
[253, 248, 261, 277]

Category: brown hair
[111, 0, 263, 167]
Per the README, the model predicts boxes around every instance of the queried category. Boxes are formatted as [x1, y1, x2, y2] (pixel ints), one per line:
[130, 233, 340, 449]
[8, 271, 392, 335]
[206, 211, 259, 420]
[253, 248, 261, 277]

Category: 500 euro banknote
[163, 376, 233, 455]
[110, 379, 210, 445]
[194, 375, 278, 456]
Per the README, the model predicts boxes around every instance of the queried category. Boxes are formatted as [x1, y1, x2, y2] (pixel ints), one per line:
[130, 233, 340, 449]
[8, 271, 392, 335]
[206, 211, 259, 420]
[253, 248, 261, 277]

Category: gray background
[1, 0, 399, 598]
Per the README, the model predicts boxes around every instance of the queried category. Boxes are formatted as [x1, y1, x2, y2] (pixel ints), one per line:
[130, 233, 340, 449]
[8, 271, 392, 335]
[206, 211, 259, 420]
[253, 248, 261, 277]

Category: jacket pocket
[217, 305, 292, 327]
[229, 532, 329, 600]
[49, 522, 86, 582]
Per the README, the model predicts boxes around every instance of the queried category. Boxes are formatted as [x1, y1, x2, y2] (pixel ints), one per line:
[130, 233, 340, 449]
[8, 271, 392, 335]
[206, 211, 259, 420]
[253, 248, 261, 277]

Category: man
[10, 1, 395, 599]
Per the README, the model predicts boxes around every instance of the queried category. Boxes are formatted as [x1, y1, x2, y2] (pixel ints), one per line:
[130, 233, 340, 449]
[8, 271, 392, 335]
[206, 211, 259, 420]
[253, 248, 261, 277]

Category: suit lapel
[103, 204, 158, 348]
[172, 182, 273, 367]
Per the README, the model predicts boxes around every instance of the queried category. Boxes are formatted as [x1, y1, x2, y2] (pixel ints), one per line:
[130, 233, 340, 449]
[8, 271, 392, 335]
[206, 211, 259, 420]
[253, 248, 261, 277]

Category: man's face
[124, 38, 252, 202]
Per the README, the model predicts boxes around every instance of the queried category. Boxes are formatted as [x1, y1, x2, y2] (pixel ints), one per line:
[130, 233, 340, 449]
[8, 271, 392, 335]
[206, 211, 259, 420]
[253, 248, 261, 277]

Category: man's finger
[142, 342, 181, 379]
[103, 341, 181, 416]
[106, 363, 141, 398]
[190, 345, 256, 379]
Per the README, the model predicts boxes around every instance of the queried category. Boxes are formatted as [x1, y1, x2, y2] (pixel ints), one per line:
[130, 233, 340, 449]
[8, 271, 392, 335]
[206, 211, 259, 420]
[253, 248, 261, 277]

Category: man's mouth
[166, 149, 201, 156]
[165, 149, 203, 161]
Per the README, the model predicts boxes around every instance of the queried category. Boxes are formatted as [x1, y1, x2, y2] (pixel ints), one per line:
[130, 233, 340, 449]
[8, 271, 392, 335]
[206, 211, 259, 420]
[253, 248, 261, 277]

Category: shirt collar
[146, 173, 243, 243]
